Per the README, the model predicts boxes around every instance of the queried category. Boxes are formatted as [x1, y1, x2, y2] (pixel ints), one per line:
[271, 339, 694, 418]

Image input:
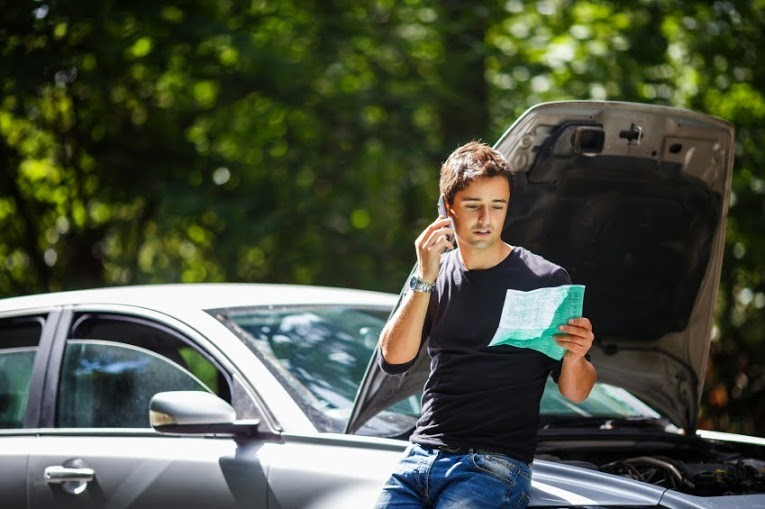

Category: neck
[457, 242, 512, 270]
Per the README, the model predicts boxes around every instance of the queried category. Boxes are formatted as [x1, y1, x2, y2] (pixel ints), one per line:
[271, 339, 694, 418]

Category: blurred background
[1, 0, 763, 435]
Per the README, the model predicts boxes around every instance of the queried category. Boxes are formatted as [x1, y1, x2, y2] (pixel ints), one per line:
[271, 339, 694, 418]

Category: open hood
[348, 101, 735, 434]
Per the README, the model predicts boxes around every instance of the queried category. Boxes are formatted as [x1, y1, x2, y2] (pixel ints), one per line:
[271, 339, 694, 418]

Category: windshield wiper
[539, 416, 672, 431]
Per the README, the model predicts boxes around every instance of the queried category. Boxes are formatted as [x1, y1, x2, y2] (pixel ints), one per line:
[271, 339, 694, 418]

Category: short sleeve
[377, 348, 418, 375]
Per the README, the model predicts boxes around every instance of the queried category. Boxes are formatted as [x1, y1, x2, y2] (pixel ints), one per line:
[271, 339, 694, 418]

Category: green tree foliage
[1, 0, 763, 435]
[1, 0, 463, 292]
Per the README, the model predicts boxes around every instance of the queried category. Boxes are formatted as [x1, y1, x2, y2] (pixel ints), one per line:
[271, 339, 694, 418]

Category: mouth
[474, 229, 491, 237]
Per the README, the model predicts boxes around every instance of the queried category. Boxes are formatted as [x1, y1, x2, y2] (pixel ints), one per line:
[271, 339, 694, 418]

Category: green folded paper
[488, 285, 585, 360]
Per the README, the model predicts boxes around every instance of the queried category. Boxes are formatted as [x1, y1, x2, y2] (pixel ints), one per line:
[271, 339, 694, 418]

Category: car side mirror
[150, 391, 261, 437]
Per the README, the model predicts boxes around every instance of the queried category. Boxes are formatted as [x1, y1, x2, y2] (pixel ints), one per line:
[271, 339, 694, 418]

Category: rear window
[0, 316, 44, 428]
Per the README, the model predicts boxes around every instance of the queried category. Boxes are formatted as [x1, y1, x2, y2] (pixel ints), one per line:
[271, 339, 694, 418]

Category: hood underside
[349, 101, 735, 434]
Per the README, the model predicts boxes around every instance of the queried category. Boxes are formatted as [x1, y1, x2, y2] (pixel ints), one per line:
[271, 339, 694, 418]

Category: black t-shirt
[381, 246, 572, 463]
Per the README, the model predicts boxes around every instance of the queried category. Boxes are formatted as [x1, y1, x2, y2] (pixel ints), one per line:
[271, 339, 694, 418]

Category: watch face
[409, 276, 432, 292]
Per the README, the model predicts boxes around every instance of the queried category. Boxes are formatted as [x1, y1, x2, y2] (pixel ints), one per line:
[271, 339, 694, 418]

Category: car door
[0, 312, 58, 508]
[25, 308, 271, 509]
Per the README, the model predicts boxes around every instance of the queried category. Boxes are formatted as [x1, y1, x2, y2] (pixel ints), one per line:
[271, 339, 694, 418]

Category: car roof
[0, 283, 398, 314]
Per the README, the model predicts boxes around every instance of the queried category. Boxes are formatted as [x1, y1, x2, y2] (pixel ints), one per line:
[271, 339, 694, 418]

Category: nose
[478, 205, 490, 224]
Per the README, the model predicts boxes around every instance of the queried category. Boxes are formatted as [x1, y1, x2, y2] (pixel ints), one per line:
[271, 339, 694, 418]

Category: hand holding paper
[555, 316, 594, 363]
[488, 285, 585, 360]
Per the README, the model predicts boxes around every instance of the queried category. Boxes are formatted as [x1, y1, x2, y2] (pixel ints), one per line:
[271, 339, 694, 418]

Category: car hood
[348, 101, 735, 434]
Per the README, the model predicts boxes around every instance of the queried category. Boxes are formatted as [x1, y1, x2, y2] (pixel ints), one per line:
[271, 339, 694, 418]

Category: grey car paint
[150, 390, 672, 507]
[0, 286, 406, 509]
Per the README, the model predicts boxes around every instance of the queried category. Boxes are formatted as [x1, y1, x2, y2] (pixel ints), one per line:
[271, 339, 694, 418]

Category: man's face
[448, 176, 510, 251]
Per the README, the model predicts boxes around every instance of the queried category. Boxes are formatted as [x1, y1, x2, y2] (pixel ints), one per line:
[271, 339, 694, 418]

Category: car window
[0, 349, 37, 428]
[355, 394, 421, 438]
[58, 313, 233, 428]
[218, 305, 390, 433]
[0, 316, 44, 428]
[540, 377, 661, 418]
[58, 340, 210, 428]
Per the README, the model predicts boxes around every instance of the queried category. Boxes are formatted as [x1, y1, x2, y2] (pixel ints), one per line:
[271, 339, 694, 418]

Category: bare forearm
[558, 356, 597, 403]
[379, 291, 430, 365]
[381, 215, 452, 365]
[555, 317, 596, 403]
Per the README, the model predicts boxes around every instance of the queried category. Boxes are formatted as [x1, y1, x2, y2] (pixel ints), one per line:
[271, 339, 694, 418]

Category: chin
[467, 237, 498, 249]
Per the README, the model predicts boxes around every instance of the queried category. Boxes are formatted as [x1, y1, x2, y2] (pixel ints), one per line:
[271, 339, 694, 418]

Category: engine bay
[536, 432, 765, 496]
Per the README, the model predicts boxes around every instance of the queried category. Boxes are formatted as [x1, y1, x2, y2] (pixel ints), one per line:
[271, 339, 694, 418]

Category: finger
[427, 237, 454, 254]
[418, 235, 445, 253]
[416, 219, 453, 246]
[431, 216, 453, 229]
[555, 340, 588, 358]
[556, 327, 591, 341]
[556, 332, 594, 352]
[566, 317, 592, 330]
[420, 226, 454, 250]
[555, 335, 588, 349]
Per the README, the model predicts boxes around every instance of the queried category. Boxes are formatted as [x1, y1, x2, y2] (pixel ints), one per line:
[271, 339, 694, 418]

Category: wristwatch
[409, 276, 435, 293]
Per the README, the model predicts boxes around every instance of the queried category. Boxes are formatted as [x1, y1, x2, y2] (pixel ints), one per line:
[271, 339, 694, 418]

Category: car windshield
[219, 305, 399, 433]
[218, 304, 664, 436]
[539, 377, 662, 421]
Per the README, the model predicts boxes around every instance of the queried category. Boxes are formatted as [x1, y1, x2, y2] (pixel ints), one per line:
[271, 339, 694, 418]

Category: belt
[431, 445, 532, 468]
[435, 445, 492, 455]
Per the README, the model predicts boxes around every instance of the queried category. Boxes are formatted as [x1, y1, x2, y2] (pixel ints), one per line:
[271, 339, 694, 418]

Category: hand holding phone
[437, 194, 455, 247]
[413, 196, 455, 281]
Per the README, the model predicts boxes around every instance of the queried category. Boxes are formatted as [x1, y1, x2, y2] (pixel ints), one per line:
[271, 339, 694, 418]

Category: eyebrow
[462, 197, 509, 203]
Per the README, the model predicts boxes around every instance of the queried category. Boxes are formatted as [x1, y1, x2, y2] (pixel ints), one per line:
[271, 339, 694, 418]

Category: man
[374, 141, 596, 508]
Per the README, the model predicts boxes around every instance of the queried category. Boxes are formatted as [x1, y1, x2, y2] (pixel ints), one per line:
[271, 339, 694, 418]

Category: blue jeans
[375, 443, 532, 508]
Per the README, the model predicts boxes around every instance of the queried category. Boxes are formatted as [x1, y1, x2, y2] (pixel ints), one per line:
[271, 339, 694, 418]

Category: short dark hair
[439, 141, 514, 205]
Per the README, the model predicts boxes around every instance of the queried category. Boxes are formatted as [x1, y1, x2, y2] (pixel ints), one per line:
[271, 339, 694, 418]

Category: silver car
[1, 101, 764, 508]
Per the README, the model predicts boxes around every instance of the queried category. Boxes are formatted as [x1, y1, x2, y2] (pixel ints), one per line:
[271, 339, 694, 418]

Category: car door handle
[44, 463, 95, 495]
[44, 465, 95, 483]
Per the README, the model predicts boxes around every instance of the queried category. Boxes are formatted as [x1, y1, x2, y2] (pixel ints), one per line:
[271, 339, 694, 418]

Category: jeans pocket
[470, 453, 532, 508]
[471, 453, 530, 486]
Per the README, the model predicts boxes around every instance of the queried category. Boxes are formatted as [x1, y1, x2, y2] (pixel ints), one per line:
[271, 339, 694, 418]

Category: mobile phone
[437, 194, 455, 246]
